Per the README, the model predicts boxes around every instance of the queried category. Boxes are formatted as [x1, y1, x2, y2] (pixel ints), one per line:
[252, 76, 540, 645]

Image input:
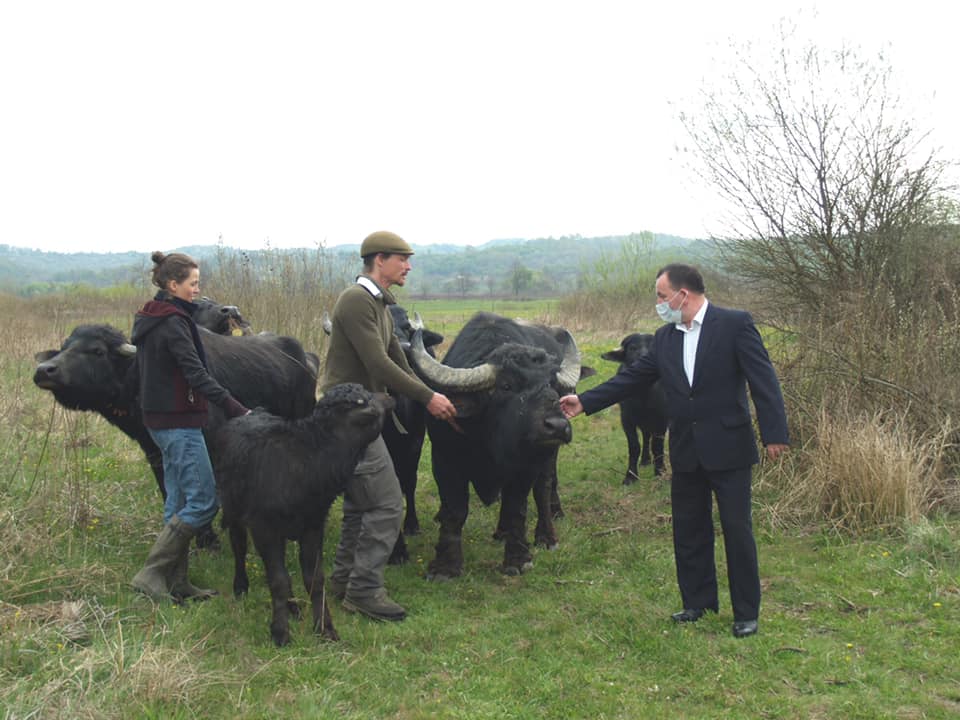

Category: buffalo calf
[601, 333, 667, 483]
[210, 384, 394, 646]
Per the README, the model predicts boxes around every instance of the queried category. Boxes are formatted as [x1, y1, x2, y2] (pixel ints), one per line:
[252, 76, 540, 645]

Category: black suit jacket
[581, 304, 788, 472]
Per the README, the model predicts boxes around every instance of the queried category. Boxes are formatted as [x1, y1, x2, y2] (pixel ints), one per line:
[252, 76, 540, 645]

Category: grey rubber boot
[131, 519, 188, 602]
[343, 588, 407, 622]
[166, 517, 218, 602]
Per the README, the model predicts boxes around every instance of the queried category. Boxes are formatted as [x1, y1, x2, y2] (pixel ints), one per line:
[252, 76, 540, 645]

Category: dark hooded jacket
[131, 293, 248, 429]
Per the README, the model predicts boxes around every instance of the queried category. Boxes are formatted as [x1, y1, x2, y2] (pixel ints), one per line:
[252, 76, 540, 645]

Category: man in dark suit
[560, 263, 788, 638]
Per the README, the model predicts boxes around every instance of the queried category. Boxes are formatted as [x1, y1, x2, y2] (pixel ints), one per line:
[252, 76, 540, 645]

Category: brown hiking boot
[343, 588, 406, 622]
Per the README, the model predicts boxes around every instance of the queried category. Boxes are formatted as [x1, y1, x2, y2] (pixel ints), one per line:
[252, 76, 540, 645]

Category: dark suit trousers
[671, 465, 760, 621]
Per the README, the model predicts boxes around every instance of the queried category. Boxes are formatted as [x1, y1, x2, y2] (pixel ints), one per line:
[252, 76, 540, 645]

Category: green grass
[2, 298, 959, 719]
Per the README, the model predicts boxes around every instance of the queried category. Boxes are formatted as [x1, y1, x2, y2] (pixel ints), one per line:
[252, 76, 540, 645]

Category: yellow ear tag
[231, 328, 243, 336]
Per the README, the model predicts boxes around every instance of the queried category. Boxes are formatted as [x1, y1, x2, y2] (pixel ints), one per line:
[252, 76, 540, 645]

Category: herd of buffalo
[31, 298, 666, 644]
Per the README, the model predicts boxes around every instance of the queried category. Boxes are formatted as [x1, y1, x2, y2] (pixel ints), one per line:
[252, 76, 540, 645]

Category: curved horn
[410, 311, 424, 331]
[321, 311, 333, 336]
[554, 329, 582, 393]
[117, 343, 137, 357]
[410, 329, 497, 392]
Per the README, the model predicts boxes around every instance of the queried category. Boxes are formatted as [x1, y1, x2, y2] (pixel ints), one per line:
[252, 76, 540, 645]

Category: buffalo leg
[389, 531, 410, 566]
[533, 455, 560, 549]
[298, 526, 338, 642]
[652, 431, 666, 476]
[428, 502, 468, 580]
[623, 416, 641, 485]
[500, 479, 534, 575]
[251, 531, 294, 647]
[403, 483, 421, 536]
[228, 523, 249, 597]
[399, 431, 425, 536]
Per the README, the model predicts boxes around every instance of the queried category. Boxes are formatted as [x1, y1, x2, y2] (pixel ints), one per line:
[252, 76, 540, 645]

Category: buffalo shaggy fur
[411, 312, 592, 580]
[601, 333, 667, 482]
[210, 384, 394, 646]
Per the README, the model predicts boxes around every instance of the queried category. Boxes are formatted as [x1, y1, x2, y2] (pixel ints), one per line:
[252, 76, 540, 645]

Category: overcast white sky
[1, 1, 957, 254]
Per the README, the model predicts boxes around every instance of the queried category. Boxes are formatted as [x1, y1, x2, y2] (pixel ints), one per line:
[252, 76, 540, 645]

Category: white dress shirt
[674, 298, 709, 387]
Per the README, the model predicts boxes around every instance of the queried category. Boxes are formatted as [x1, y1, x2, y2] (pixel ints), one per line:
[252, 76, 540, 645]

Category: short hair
[150, 251, 198, 290]
[362, 252, 396, 271]
[656, 263, 705, 294]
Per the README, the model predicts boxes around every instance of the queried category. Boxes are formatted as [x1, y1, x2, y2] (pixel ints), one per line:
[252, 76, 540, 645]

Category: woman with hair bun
[129, 251, 250, 603]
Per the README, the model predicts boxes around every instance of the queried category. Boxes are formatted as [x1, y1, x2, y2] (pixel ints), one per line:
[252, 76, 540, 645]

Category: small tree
[680, 24, 955, 318]
[509, 261, 533, 297]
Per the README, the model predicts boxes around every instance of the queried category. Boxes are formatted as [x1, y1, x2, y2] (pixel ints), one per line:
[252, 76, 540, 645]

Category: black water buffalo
[601, 333, 667, 482]
[210, 384, 394, 646]
[409, 311, 592, 579]
[383, 305, 444, 563]
[33, 324, 317, 511]
[320, 306, 444, 565]
[193, 296, 253, 336]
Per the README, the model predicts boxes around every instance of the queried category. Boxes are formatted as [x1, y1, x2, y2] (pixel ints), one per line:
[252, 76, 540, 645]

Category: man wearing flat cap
[322, 230, 457, 621]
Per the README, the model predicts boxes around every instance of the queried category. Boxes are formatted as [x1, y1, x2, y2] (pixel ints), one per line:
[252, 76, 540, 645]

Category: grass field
[1, 296, 959, 719]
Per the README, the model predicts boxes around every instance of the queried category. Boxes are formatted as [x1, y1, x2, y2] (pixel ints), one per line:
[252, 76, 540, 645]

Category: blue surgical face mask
[655, 290, 685, 324]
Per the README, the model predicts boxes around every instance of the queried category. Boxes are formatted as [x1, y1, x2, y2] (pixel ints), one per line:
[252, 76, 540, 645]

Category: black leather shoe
[732, 619, 758, 638]
[671, 608, 707, 623]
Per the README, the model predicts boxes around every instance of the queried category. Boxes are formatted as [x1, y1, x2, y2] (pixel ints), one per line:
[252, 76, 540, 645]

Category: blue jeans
[147, 427, 219, 528]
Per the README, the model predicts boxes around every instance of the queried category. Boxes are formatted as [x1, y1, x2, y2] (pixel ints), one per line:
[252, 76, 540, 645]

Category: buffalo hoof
[271, 625, 291, 647]
[388, 547, 409, 566]
[623, 472, 639, 486]
[551, 507, 565, 520]
[425, 571, 454, 582]
[501, 561, 534, 576]
[317, 625, 340, 642]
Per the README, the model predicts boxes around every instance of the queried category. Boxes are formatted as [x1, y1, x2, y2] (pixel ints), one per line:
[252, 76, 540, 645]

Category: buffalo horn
[117, 343, 137, 357]
[321, 311, 333, 336]
[411, 311, 424, 331]
[555, 329, 582, 393]
[410, 329, 497, 392]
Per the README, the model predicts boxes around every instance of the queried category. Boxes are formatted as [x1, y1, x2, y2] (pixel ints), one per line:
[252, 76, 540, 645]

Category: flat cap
[360, 230, 414, 257]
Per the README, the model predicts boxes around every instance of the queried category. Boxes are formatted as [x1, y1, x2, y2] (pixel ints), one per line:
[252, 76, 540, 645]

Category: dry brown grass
[757, 397, 954, 532]
[202, 245, 345, 359]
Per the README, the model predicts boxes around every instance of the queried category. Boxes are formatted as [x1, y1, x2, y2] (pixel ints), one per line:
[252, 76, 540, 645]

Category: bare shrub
[201, 244, 350, 366]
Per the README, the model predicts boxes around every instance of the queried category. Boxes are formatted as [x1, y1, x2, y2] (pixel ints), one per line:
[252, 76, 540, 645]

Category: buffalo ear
[35, 350, 59, 363]
[600, 349, 625, 362]
[449, 394, 487, 419]
[579, 365, 597, 380]
[423, 330, 444, 349]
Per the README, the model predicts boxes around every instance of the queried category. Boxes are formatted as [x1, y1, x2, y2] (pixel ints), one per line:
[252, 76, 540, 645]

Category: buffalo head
[602, 333, 655, 367]
[33, 325, 137, 411]
[194, 297, 253, 336]
[409, 325, 583, 453]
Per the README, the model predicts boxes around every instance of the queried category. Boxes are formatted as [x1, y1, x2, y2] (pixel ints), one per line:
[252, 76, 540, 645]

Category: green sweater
[321, 277, 434, 406]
